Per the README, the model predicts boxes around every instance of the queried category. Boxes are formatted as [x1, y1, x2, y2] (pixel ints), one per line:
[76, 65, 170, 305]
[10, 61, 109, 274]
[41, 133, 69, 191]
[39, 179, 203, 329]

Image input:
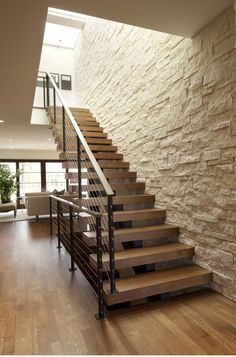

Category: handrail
[46, 72, 114, 197]
[50, 194, 103, 218]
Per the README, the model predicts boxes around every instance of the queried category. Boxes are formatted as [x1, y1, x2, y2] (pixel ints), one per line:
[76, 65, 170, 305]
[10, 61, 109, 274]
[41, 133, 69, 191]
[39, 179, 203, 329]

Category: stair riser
[104, 273, 212, 305]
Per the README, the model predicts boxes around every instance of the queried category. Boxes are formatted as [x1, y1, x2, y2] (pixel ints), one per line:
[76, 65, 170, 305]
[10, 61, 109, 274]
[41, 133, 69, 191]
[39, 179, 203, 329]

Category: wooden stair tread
[83, 131, 108, 138]
[52, 124, 104, 132]
[59, 145, 117, 152]
[78, 208, 165, 223]
[60, 152, 123, 161]
[87, 145, 117, 152]
[49, 106, 90, 113]
[69, 107, 91, 113]
[63, 161, 129, 169]
[110, 208, 165, 222]
[55, 136, 112, 145]
[113, 224, 179, 240]
[73, 194, 155, 206]
[52, 129, 108, 140]
[82, 137, 112, 145]
[53, 119, 99, 126]
[103, 265, 212, 305]
[70, 182, 145, 192]
[66, 171, 137, 180]
[83, 223, 179, 244]
[90, 242, 194, 269]
[112, 194, 155, 205]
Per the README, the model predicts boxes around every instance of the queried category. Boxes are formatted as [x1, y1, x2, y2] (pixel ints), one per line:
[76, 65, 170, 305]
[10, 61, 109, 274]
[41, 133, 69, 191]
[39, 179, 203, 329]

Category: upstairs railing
[45, 72, 117, 318]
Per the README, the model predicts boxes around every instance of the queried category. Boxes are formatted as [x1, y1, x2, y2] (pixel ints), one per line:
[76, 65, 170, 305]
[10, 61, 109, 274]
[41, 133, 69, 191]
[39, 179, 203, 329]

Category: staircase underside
[48, 106, 212, 306]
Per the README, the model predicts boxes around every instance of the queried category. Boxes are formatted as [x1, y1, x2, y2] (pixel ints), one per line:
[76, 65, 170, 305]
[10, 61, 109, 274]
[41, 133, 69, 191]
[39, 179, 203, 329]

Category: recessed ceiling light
[0, 120, 4, 123]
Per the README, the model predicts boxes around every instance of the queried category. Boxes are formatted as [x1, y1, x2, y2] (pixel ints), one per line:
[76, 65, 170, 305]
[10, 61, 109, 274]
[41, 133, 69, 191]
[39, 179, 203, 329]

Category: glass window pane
[0, 162, 16, 174]
[19, 162, 41, 195]
[46, 162, 66, 191]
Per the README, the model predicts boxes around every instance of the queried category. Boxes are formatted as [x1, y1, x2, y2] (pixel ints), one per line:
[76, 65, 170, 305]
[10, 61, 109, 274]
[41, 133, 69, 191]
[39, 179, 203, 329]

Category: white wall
[0, 149, 59, 160]
[34, 44, 77, 107]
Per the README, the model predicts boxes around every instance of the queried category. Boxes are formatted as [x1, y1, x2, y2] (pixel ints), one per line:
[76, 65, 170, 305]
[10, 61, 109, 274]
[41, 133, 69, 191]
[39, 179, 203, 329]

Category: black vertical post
[77, 137, 82, 199]
[57, 200, 62, 249]
[53, 87, 56, 124]
[46, 74, 50, 107]
[66, 168, 69, 192]
[49, 196, 52, 236]
[95, 216, 105, 319]
[62, 106, 66, 152]
[69, 206, 77, 272]
[43, 77, 46, 109]
[107, 195, 116, 293]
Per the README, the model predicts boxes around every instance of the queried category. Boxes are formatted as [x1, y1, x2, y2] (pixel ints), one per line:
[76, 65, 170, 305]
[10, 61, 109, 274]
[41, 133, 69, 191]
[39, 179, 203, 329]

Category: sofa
[25, 192, 77, 219]
[0, 202, 17, 218]
[25, 192, 50, 218]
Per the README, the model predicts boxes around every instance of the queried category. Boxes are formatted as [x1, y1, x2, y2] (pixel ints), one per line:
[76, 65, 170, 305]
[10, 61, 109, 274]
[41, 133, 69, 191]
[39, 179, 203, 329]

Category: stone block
[203, 150, 220, 161]
[179, 154, 201, 164]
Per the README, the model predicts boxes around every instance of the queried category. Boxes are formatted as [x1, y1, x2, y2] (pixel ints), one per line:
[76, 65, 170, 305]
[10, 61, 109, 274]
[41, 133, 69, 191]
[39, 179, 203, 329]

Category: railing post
[107, 195, 117, 293]
[62, 106, 66, 152]
[49, 196, 52, 236]
[57, 201, 62, 249]
[66, 168, 69, 192]
[77, 137, 82, 199]
[95, 216, 105, 319]
[46, 74, 50, 107]
[69, 206, 77, 272]
[43, 77, 46, 109]
[53, 87, 56, 123]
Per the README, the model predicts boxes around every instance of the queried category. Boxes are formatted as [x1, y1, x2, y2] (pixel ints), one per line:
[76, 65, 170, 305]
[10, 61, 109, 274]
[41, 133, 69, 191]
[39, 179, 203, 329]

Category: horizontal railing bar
[47, 72, 114, 196]
[50, 195, 103, 218]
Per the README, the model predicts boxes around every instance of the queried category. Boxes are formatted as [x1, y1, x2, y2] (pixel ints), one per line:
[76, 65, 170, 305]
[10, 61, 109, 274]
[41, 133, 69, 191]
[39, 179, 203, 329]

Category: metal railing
[50, 195, 105, 319]
[45, 72, 117, 317]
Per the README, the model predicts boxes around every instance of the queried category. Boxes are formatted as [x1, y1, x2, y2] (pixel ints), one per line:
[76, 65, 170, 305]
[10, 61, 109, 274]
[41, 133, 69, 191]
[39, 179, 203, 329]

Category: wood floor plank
[0, 220, 235, 355]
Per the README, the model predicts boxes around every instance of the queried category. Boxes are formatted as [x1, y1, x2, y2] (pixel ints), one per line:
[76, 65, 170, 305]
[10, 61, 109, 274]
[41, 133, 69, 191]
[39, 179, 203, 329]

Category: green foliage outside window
[0, 164, 22, 203]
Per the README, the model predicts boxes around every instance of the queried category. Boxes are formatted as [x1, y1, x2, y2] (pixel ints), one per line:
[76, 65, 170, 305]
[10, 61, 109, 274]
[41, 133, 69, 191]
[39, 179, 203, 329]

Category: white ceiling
[0, 0, 233, 152]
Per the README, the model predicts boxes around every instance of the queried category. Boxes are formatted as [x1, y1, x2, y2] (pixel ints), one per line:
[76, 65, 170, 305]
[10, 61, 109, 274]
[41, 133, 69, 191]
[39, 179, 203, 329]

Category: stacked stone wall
[75, 6, 236, 300]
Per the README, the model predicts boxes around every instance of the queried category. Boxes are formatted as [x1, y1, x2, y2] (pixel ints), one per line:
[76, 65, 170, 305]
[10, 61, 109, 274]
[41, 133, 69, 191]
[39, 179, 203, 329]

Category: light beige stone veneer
[75, 5, 236, 300]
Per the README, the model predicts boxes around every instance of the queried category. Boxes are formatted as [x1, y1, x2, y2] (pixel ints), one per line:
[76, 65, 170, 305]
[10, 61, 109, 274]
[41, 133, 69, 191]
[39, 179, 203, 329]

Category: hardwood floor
[0, 220, 235, 355]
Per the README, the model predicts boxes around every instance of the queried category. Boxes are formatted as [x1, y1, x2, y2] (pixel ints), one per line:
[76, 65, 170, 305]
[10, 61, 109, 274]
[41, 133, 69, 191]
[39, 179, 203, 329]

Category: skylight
[43, 23, 80, 49]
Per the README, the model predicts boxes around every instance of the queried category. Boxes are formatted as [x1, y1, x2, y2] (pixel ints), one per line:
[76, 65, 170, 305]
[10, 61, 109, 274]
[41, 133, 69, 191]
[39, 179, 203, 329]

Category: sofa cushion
[52, 189, 65, 195]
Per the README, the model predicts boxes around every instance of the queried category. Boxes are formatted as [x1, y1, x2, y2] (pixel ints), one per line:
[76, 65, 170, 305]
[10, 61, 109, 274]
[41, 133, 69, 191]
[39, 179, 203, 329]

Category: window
[46, 162, 66, 192]
[19, 162, 41, 195]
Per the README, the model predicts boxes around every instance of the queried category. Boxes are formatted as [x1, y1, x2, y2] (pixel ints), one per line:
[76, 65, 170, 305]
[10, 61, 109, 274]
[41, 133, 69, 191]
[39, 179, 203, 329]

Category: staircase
[48, 105, 212, 307]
